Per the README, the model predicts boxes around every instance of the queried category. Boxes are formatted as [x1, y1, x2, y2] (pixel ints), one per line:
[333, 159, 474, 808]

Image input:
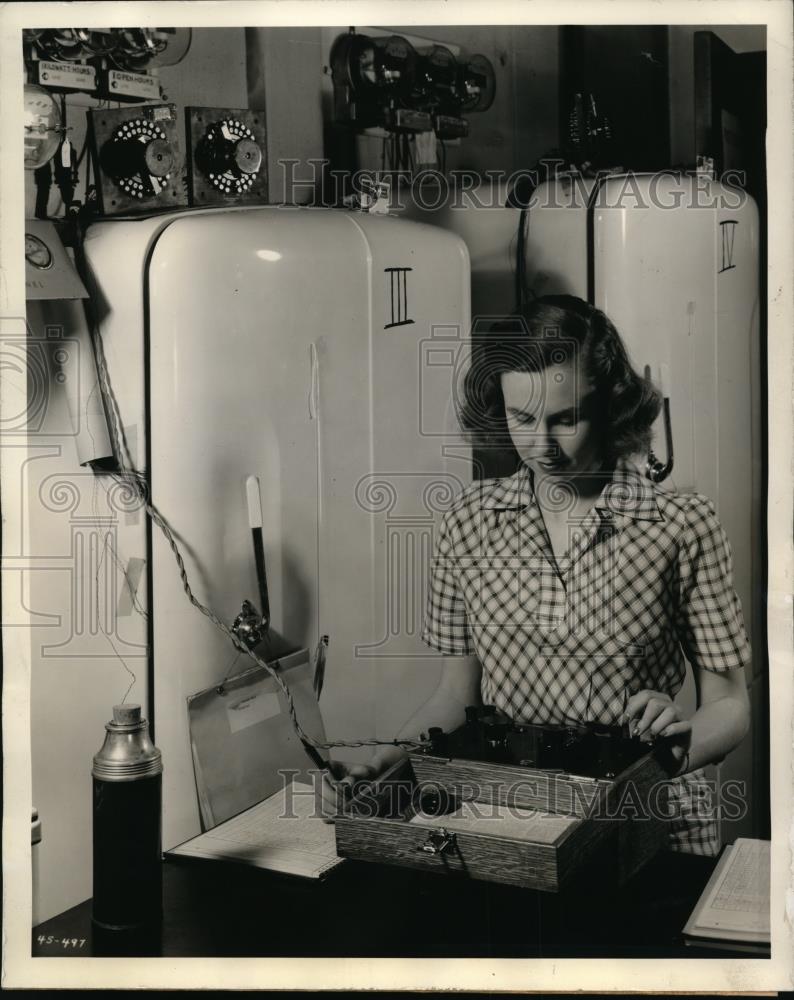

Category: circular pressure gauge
[25, 234, 53, 270]
[23, 84, 63, 170]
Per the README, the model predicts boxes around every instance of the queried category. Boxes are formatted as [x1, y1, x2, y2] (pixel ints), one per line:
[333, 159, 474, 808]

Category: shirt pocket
[606, 552, 676, 653]
[464, 560, 564, 632]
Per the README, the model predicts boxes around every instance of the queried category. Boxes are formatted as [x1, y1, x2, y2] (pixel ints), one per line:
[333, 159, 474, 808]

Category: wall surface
[246, 27, 325, 204]
[668, 24, 766, 165]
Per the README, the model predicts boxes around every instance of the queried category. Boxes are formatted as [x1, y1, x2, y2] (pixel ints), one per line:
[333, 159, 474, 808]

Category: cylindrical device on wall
[92, 704, 163, 931]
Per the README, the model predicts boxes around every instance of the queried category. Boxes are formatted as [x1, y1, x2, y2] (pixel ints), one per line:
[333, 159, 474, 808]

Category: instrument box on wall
[334, 719, 671, 893]
[185, 107, 268, 206]
[89, 103, 187, 216]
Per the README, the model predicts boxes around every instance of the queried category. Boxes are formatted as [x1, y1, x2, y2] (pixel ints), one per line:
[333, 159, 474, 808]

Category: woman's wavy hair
[459, 295, 662, 465]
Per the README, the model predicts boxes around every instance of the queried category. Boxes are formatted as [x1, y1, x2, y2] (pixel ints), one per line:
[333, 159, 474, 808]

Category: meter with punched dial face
[185, 107, 268, 206]
[89, 103, 187, 215]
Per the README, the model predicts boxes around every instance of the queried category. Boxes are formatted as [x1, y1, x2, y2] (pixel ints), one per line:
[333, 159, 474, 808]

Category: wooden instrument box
[334, 734, 670, 893]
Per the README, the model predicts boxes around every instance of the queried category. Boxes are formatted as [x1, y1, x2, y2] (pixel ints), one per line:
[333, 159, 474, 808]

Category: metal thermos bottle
[92, 704, 163, 931]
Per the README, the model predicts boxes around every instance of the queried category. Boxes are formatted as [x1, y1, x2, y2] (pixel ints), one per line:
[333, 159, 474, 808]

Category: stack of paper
[683, 838, 771, 954]
[167, 781, 343, 880]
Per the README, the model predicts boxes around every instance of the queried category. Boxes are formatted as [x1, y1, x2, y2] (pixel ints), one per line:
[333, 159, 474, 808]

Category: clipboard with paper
[167, 648, 344, 879]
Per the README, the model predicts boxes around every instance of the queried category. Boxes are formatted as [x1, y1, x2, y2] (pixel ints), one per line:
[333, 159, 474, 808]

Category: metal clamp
[418, 827, 456, 856]
[231, 598, 267, 648]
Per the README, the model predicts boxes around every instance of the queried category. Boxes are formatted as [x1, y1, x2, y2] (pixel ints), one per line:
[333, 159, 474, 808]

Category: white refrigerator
[28, 206, 471, 918]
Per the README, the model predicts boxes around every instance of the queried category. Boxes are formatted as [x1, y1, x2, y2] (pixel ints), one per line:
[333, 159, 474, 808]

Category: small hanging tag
[414, 131, 437, 168]
[60, 137, 72, 169]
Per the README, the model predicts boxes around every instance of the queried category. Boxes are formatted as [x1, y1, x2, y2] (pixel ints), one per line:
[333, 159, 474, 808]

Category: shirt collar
[479, 462, 664, 522]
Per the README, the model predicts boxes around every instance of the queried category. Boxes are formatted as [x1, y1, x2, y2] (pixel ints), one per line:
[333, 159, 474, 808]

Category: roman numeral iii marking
[719, 220, 738, 273]
[384, 267, 414, 328]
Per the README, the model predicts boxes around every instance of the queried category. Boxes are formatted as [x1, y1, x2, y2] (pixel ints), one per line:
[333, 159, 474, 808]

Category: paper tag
[226, 690, 281, 733]
[117, 557, 146, 618]
[36, 60, 96, 91]
[106, 69, 160, 101]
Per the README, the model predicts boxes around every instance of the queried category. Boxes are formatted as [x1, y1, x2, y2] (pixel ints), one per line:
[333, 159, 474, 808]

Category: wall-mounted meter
[185, 107, 268, 206]
[23, 84, 64, 170]
[89, 103, 187, 215]
[330, 29, 496, 140]
[418, 45, 460, 113]
[23, 27, 191, 102]
[109, 28, 192, 73]
[331, 32, 423, 130]
[459, 54, 496, 114]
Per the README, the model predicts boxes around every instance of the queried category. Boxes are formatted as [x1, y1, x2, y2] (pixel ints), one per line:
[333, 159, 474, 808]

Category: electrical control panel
[89, 103, 187, 215]
[329, 30, 495, 137]
[413, 705, 662, 781]
[185, 107, 268, 206]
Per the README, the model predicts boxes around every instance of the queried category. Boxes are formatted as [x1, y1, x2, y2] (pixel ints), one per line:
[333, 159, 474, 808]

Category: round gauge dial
[101, 119, 174, 199]
[25, 234, 53, 270]
[23, 85, 62, 170]
[196, 118, 262, 196]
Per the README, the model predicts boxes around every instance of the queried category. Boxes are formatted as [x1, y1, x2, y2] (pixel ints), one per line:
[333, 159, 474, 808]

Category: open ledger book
[682, 838, 770, 954]
[167, 780, 344, 879]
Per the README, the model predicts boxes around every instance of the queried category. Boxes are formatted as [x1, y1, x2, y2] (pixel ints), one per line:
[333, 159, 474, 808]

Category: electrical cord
[74, 225, 428, 758]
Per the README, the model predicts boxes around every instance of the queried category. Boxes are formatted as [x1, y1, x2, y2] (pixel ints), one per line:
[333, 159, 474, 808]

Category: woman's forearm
[370, 655, 481, 772]
[684, 695, 750, 772]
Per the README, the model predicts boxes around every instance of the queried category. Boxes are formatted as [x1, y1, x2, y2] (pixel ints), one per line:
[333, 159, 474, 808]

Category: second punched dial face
[197, 118, 263, 196]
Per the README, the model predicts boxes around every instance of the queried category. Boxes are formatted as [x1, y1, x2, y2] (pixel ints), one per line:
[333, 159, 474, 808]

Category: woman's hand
[622, 689, 692, 770]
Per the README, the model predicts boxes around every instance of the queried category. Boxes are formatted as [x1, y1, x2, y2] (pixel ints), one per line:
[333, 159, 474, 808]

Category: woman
[331, 295, 751, 854]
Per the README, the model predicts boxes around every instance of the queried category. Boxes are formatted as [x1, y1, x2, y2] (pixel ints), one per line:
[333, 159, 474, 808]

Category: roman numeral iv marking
[384, 267, 414, 328]
[719, 220, 738, 273]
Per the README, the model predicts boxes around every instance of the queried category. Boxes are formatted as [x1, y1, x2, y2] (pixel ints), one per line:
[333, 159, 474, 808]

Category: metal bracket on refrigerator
[230, 598, 268, 648]
[230, 475, 272, 647]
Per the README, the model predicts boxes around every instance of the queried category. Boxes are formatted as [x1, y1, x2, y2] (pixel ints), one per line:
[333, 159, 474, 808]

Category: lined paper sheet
[684, 838, 770, 942]
[168, 781, 342, 879]
[410, 800, 578, 844]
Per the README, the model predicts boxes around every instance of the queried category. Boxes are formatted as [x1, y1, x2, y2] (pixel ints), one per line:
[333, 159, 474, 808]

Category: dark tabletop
[30, 848, 748, 959]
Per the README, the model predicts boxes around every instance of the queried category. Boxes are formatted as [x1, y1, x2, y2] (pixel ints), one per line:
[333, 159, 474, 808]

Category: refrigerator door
[89, 206, 470, 847]
[591, 174, 759, 641]
[524, 175, 593, 300]
[590, 174, 760, 842]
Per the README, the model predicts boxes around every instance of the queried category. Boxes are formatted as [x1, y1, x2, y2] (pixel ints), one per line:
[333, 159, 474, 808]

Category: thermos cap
[93, 703, 162, 781]
[113, 704, 141, 725]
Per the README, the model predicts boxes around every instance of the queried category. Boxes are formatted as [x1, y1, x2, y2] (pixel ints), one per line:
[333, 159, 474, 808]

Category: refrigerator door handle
[647, 391, 674, 484]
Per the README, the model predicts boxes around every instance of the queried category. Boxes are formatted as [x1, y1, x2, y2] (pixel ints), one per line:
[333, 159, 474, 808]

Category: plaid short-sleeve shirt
[421, 462, 752, 855]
